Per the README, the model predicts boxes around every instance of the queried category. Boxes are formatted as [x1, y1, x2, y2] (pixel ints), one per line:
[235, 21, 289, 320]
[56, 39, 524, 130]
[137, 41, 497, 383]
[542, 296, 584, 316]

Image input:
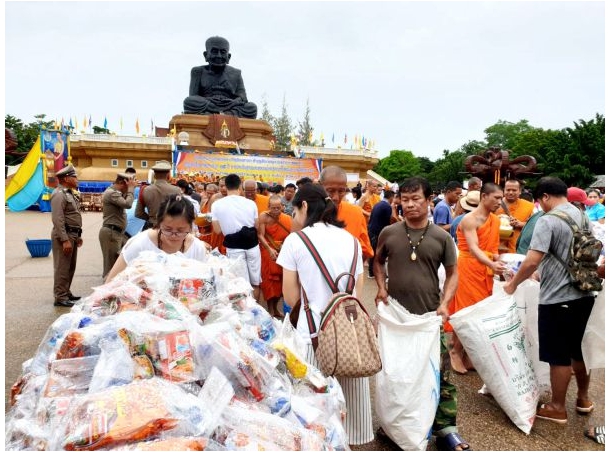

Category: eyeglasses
[159, 228, 190, 237]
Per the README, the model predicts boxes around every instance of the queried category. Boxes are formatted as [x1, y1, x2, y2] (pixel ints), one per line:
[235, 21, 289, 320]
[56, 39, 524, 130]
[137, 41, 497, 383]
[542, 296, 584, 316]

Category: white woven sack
[582, 283, 605, 372]
[449, 290, 539, 434]
[375, 298, 441, 451]
[497, 279, 550, 395]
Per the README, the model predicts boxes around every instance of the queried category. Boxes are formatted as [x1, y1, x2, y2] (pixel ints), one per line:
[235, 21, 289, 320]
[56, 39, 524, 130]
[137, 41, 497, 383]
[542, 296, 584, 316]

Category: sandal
[576, 399, 595, 414]
[585, 426, 605, 445]
[436, 432, 471, 451]
[536, 403, 567, 424]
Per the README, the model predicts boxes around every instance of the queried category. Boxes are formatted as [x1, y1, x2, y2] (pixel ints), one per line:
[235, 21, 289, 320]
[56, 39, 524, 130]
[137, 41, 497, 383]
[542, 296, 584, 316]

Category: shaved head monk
[319, 166, 373, 259]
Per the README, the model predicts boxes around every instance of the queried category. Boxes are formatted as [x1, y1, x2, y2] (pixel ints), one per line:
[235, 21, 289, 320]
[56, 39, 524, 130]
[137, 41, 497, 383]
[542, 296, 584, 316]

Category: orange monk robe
[196, 198, 213, 245]
[361, 193, 381, 223]
[260, 212, 292, 300]
[496, 199, 534, 254]
[446, 214, 500, 333]
[337, 201, 374, 259]
[254, 194, 270, 215]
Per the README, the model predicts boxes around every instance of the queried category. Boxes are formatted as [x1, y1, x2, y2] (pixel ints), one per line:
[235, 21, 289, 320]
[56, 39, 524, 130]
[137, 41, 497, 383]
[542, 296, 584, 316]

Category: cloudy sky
[5, 1, 605, 160]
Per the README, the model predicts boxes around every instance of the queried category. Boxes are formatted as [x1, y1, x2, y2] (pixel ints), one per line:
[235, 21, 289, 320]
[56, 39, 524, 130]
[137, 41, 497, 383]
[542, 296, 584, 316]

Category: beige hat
[116, 172, 131, 180]
[151, 160, 172, 171]
[459, 190, 480, 212]
[55, 165, 77, 178]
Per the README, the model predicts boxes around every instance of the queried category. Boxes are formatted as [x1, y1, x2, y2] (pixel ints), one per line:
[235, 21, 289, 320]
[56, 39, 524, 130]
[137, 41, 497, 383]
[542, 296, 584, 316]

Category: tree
[373, 150, 421, 183]
[5, 114, 54, 165]
[272, 95, 294, 152]
[417, 156, 435, 176]
[296, 98, 314, 146]
[484, 120, 535, 150]
[427, 150, 468, 188]
[259, 95, 275, 125]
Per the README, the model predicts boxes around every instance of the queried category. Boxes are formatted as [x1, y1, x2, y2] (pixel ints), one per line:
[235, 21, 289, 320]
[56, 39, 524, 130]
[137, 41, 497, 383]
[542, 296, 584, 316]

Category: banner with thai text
[174, 152, 322, 183]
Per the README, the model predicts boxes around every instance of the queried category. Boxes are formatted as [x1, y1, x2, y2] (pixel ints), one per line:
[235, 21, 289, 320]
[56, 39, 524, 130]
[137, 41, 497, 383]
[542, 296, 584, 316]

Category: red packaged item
[143, 330, 195, 383]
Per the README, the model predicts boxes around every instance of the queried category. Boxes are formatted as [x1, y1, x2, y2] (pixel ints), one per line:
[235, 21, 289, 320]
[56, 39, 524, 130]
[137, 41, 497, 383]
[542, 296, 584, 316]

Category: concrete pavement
[4, 209, 605, 450]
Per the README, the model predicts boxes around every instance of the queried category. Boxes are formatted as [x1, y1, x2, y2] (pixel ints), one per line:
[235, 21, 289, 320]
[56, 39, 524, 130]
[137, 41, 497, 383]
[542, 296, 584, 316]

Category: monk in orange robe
[447, 183, 507, 374]
[257, 195, 292, 318]
[358, 179, 381, 223]
[196, 183, 219, 245]
[495, 179, 534, 254]
[207, 178, 227, 254]
[319, 166, 374, 259]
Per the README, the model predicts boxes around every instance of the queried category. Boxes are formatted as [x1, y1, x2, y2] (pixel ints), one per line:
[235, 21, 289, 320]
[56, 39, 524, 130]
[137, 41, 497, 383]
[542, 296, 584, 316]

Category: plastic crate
[25, 239, 52, 258]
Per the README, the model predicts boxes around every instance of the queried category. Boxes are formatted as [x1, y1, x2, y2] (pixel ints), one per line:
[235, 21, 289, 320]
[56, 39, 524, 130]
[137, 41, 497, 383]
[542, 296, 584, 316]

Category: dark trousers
[52, 234, 78, 302]
[367, 232, 378, 276]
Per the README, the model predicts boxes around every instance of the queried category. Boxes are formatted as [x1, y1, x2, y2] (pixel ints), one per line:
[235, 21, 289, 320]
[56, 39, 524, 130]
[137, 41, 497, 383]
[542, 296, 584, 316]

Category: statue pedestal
[169, 114, 274, 153]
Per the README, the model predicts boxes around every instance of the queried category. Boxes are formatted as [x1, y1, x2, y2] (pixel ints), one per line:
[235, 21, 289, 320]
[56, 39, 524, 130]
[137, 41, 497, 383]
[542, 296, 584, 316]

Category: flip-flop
[584, 426, 605, 445]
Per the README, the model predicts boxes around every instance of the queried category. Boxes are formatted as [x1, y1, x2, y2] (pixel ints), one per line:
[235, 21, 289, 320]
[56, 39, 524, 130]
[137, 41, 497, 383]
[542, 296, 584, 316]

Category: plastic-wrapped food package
[49, 378, 213, 451]
[6, 249, 351, 451]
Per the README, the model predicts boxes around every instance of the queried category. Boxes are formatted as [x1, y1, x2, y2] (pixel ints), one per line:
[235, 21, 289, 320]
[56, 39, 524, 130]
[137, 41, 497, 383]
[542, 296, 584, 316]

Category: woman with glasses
[105, 194, 207, 282]
[276, 183, 373, 447]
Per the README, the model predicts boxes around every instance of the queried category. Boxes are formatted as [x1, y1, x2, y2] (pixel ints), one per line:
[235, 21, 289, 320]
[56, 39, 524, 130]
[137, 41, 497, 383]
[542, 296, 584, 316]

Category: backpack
[547, 209, 603, 292]
[295, 231, 382, 378]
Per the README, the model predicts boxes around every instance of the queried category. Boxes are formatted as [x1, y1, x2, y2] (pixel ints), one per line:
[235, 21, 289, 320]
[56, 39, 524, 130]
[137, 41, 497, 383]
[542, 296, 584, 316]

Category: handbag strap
[295, 230, 359, 351]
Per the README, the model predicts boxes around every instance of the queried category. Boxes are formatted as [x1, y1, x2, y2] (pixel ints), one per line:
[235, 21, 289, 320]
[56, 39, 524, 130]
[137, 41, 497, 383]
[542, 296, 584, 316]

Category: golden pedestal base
[169, 114, 275, 154]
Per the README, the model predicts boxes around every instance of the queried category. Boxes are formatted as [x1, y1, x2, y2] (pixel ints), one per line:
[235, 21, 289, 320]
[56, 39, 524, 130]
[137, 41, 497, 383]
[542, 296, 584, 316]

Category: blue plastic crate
[25, 239, 52, 258]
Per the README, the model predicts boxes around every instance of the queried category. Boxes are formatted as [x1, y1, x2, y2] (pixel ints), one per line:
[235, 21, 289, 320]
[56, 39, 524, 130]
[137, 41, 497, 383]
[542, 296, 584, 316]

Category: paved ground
[4, 209, 605, 450]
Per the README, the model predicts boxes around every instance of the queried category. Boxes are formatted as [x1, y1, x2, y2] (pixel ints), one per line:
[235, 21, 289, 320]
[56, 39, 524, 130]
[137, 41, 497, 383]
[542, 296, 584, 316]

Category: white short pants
[226, 246, 262, 286]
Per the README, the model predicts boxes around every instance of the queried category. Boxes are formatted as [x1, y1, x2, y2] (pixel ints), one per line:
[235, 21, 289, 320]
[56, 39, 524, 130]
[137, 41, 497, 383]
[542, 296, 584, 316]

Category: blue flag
[103, 116, 108, 129]
[69, 117, 73, 128]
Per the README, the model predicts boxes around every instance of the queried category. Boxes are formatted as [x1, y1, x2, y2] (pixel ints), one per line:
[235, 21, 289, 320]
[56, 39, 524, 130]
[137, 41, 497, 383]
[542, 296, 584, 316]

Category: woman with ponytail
[276, 183, 373, 446]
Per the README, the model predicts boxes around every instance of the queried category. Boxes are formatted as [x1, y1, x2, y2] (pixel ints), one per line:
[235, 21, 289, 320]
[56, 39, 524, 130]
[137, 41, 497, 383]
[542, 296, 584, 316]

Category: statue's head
[204, 36, 231, 69]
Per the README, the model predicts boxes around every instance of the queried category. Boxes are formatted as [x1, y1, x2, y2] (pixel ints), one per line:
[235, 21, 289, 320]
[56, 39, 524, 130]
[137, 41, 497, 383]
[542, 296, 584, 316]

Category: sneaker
[367, 274, 375, 279]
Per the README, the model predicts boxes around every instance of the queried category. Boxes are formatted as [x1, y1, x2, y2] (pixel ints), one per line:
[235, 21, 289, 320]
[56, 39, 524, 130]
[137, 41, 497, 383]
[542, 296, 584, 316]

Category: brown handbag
[295, 231, 382, 378]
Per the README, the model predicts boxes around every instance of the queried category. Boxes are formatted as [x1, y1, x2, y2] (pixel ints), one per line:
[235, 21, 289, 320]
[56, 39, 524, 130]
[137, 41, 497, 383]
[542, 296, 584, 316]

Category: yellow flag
[120, 117, 124, 131]
[135, 118, 140, 135]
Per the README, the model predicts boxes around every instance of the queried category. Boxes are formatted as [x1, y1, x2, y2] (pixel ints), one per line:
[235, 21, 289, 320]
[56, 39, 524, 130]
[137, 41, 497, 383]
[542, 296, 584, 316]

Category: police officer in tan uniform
[99, 172, 137, 279]
[135, 160, 180, 230]
[51, 165, 83, 307]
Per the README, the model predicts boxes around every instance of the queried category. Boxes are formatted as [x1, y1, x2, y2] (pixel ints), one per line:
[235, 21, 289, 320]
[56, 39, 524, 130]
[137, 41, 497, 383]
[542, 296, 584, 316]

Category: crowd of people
[48, 162, 605, 449]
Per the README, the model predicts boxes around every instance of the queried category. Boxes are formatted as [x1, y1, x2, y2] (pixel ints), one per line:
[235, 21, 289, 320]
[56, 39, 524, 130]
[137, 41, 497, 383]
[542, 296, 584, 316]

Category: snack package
[88, 336, 137, 393]
[109, 437, 209, 451]
[214, 405, 325, 450]
[142, 329, 196, 383]
[51, 378, 212, 451]
[44, 355, 100, 398]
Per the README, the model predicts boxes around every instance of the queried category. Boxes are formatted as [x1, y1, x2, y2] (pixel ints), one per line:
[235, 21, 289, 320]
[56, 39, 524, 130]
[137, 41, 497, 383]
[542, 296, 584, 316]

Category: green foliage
[484, 120, 535, 150]
[426, 150, 468, 188]
[297, 99, 314, 146]
[259, 95, 275, 125]
[5, 114, 54, 165]
[373, 150, 421, 183]
[272, 95, 294, 152]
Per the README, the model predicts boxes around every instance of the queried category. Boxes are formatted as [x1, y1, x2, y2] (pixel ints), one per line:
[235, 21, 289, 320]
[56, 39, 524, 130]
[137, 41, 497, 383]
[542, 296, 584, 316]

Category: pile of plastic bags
[6, 251, 349, 451]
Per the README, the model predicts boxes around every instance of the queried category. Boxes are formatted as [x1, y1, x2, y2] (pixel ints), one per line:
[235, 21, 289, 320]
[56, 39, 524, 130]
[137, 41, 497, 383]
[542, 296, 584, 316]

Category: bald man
[244, 179, 269, 215]
[319, 166, 373, 259]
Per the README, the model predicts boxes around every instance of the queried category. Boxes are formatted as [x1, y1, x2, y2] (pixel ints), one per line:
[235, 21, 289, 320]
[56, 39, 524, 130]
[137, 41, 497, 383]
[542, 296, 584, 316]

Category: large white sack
[375, 298, 441, 451]
[496, 279, 551, 395]
[582, 283, 605, 372]
[449, 290, 539, 434]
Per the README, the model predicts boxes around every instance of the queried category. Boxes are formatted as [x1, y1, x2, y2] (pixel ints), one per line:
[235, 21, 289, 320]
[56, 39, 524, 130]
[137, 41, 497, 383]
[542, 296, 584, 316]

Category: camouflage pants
[433, 331, 458, 436]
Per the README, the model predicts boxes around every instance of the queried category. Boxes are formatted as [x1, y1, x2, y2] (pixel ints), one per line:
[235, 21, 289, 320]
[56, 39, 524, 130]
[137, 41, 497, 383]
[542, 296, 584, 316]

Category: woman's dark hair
[292, 183, 345, 229]
[157, 194, 195, 226]
[533, 177, 567, 201]
[351, 186, 362, 200]
[176, 179, 193, 196]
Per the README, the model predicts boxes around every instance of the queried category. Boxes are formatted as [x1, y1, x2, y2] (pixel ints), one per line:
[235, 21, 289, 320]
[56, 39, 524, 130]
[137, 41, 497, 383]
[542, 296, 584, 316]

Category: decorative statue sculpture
[464, 146, 539, 184]
[183, 36, 258, 119]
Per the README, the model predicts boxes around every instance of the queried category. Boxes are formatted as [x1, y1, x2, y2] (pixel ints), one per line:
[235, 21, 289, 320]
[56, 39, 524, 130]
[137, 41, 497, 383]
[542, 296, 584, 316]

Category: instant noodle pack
[6, 251, 349, 451]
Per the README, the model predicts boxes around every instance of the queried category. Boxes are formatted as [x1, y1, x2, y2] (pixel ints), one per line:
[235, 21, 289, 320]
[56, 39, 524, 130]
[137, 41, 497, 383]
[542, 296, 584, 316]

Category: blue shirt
[449, 214, 466, 244]
[433, 199, 453, 226]
[586, 203, 605, 222]
[124, 186, 146, 237]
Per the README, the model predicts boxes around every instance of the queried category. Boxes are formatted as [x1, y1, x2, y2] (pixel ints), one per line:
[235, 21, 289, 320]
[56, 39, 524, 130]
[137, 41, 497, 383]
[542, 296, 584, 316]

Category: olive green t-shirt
[378, 221, 457, 315]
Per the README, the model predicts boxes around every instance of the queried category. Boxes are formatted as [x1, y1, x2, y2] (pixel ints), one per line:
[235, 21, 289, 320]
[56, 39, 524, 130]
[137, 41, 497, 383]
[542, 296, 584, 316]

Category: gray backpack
[548, 210, 603, 292]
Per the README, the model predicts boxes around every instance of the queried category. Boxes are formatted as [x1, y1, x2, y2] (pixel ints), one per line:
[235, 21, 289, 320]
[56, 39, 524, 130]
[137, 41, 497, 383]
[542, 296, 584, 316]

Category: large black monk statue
[183, 36, 258, 119]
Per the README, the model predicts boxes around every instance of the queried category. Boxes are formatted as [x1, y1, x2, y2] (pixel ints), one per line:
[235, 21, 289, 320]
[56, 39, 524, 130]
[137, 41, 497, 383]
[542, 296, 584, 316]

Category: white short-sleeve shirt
[211, 195, 258, 235]
[121, 230, 207, 265]
[276, 223, 363, 341]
